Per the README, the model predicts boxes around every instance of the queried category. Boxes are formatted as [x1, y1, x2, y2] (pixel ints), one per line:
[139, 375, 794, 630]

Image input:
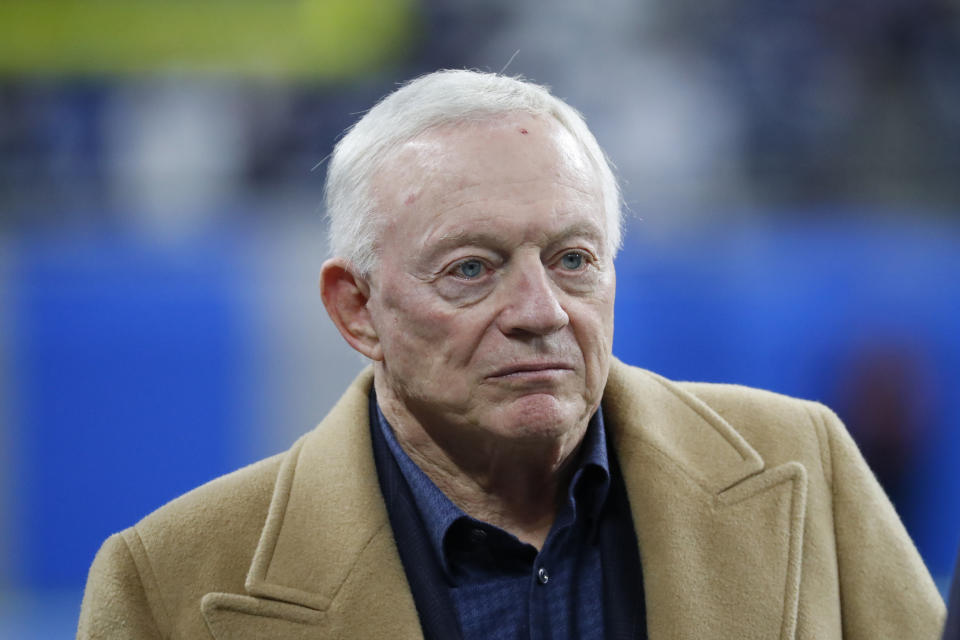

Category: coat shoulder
[123, 448, 292, 625]
[677, 380, 828, 427]
[80, 444, 299, 638]
[676, 380, 833, 466]
[136, 448, 286, 539]
[606, 362, 838, 481]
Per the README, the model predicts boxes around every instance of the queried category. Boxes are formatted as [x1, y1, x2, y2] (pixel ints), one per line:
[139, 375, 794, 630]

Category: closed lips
[488, 363, 574, 377]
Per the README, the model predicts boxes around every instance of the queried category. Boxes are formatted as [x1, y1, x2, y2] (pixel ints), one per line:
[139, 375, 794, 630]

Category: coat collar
[604, 360, 807, 639]
[202, 360, 807, 639]
[603, 359, 765, 494]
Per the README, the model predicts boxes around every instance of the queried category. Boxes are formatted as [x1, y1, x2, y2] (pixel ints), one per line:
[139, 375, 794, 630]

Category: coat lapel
[201, 369, 425, 639]
[605, 361, 807, 640]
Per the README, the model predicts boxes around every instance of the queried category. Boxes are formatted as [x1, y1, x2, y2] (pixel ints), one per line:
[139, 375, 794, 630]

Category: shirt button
[537, 567, 550, 585]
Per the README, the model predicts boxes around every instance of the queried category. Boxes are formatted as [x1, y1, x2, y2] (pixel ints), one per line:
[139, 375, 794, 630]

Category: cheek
[376, 282, 476, 362]
[594, 278, 616, 348]
[571, 300, 615, 375]
[382, 287, 444, 343]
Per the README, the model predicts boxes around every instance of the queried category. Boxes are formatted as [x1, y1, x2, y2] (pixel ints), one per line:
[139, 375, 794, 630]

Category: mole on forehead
[413, 113, 557, 145]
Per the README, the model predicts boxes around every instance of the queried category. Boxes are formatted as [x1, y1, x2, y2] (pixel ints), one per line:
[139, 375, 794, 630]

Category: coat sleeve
[77, 531, 166, 640]
[814, 403, 946, 639]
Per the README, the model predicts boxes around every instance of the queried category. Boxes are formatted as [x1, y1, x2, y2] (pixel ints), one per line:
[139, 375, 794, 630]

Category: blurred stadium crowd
[1, 0, 958, 635]
[2, 0, 959, 229]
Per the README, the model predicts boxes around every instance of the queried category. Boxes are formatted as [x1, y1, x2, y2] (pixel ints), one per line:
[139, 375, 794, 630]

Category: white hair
[324, 69, 622, 276]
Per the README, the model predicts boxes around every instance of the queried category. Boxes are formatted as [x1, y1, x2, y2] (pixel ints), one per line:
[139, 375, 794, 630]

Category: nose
[496, 260, 569, 337]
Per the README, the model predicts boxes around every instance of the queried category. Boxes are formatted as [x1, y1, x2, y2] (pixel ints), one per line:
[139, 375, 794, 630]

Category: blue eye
[560, 252, 585, 270]
[455, 259, 485, 279]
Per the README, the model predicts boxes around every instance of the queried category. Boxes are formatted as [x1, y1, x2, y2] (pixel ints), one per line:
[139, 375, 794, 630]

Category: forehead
[373, 113, 605, 249]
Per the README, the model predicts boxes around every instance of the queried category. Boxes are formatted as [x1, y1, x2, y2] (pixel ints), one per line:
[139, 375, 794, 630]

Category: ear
[320, 258, 383, 361]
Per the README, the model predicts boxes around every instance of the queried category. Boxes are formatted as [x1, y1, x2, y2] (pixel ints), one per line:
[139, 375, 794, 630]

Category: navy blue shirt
[375, 402, 613, 640]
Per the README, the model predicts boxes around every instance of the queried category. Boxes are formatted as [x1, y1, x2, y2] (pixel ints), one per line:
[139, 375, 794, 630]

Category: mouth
[487, 362, 575, 380]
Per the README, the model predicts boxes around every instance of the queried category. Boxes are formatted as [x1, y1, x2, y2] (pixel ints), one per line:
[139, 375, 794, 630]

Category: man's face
[366, 113, 615, 451]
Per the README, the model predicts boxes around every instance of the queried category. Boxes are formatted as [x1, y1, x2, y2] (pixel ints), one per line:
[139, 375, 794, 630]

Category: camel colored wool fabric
[77, 360, 946, 639]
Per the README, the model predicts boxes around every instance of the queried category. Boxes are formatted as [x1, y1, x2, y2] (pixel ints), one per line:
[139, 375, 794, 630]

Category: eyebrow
[423, 220, 606, 263]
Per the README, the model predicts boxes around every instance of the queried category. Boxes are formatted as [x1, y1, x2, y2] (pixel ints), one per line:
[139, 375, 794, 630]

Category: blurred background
[1, 0, 959, 635]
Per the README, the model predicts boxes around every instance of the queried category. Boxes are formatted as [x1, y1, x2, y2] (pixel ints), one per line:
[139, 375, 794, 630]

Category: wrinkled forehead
[371, 113, 602, 222]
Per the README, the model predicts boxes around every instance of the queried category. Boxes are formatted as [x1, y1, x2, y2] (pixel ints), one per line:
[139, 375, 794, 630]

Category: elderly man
[78, 70, 945, 639]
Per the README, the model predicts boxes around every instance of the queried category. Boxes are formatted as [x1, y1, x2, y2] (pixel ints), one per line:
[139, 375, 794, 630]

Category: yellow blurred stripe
[0, 0, 420, 78]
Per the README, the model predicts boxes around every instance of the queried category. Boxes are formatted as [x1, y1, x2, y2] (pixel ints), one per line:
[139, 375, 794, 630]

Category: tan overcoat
[78, 360, 946, 639]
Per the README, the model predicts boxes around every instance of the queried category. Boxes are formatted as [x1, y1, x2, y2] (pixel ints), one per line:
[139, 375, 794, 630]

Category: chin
[493, 393, 587, 442]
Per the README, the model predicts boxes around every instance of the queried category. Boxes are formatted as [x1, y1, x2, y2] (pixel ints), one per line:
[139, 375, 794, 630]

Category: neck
[374, 378, 587, 549]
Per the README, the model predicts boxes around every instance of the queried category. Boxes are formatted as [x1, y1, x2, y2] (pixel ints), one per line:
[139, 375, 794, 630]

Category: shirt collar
[375, 399, 611, 575]
[565, 406, 611, 526]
